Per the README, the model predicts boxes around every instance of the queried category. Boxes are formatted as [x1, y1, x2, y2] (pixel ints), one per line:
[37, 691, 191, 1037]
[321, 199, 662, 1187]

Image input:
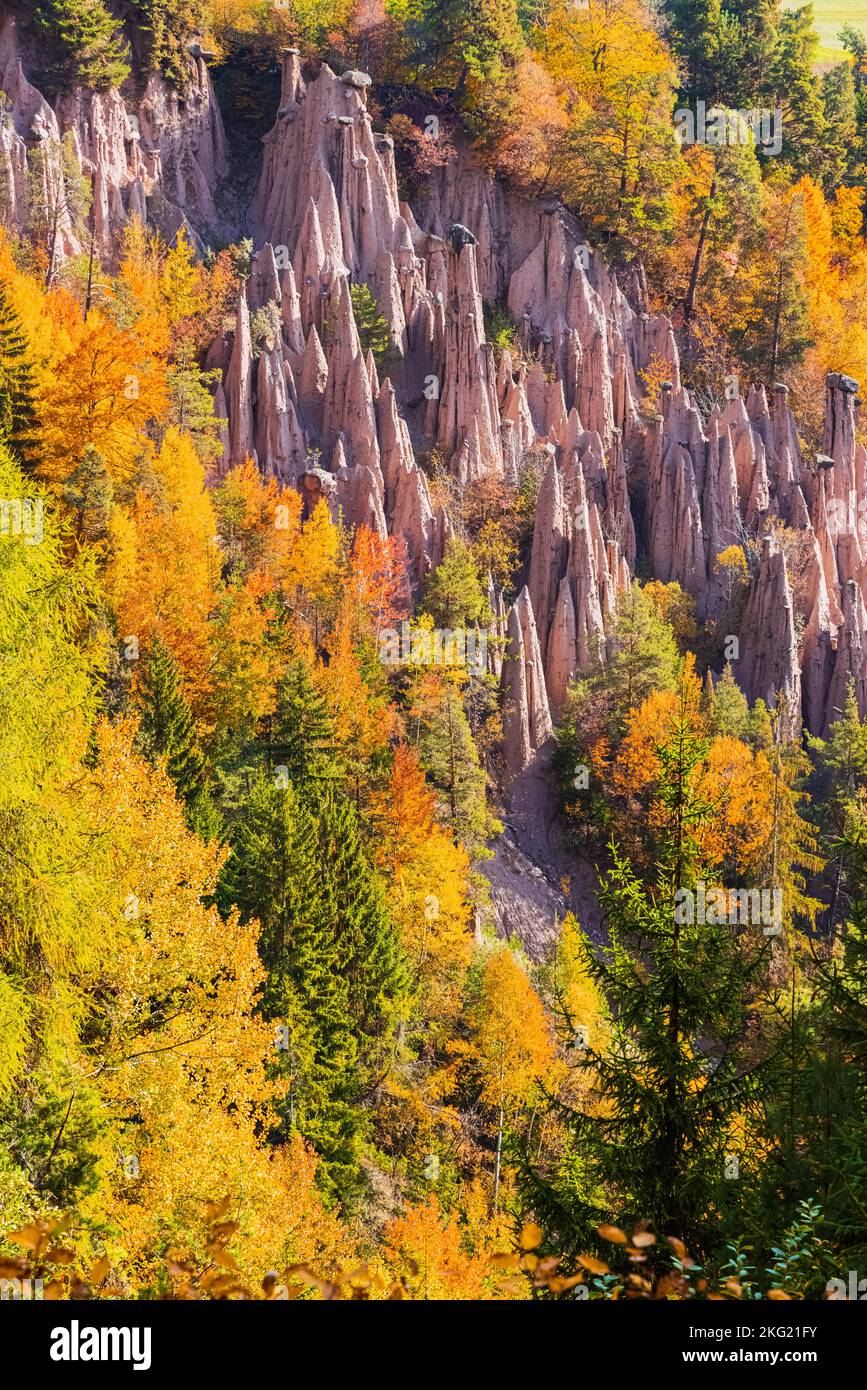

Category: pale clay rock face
[6, 26, 867, 761]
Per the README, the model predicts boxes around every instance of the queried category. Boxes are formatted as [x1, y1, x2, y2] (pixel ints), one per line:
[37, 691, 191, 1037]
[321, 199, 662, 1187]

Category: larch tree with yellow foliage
[454, 947, 556, 1208]
[536, 0, 681, 257]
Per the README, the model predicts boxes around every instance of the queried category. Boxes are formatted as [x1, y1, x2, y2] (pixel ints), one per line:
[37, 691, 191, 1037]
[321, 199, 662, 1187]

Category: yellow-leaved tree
[453, 948, 557, 1208]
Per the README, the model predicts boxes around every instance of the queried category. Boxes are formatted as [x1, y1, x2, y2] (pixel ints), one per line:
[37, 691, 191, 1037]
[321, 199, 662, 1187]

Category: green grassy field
[787, 1, 865, 62]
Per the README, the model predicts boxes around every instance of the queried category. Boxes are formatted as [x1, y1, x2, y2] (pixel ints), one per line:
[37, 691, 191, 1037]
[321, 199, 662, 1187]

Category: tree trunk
[684, 174, 716, 323]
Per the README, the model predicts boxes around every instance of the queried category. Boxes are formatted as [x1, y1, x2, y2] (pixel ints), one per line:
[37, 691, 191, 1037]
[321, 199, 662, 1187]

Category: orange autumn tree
[611, 663, 822, 931]
[378, 1192, 504, 1300]
[38, 306, 168, 483]
[212, 458, 303, 587]
[315, 604, 394, 800]
[107, 427, 219, 712]
[347, 526, 411, 640]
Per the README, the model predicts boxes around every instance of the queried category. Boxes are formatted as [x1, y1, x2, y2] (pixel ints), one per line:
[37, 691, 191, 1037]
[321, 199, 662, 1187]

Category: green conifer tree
[421, 537, 490, 629]
[811, 815, 867, 1266]
[30, 0, 131, 93]
[134, 636, 205, 804]
[349, 283, 395, 370]
[524, 690, 770, 1256]
[218, 774, 393, 1203]
[314, 785, 406, 1035]
[0, 288, 39, 471]
[267, 660, 339, 787]
[61, 446, 113, 540]
[707, 662, 752, 741]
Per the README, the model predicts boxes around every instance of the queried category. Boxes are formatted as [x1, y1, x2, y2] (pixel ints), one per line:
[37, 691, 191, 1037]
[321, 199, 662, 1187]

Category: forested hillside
[2, 0, 867, 1311]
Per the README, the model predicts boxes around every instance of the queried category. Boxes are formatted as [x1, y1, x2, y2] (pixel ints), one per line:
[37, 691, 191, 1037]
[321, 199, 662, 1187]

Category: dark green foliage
[415, 675, 499, 859]
[811, 819, 867, 1264]
[564, 582, 680, 741]
[134, 636, 206, 805]
[662, 0, 786, 108]
[313, 784, 406, 1035]
[61, 447, 114, 541]
[217, 774, 366, 1200]
[807, 681, 867, 934]
[0, 1067, 107, 1207]
[703, 663, 751, 741]
[820, 62, 859, 189]
[166, 365, 225, 464]
[266, 660, 339, 787]
[0, 287, 39, 470]
[405, 0, 525, 97]
[216, 686, 405, 1203]
[28, 0, 131, 92]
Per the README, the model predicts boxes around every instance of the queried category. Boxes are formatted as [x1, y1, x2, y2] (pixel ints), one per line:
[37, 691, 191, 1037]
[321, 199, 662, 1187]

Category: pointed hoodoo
[737, 535, 802, 738]
[225, 286, 255, 464]
[527, 453, 569, 658]
[501, 587, 553, 777]
[434, 225, 503, 483]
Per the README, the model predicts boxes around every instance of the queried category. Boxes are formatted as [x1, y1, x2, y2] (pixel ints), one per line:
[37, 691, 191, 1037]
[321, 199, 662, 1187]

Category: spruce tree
[314, 785, 406, 1035]
[706, 662, 751, 741]
[217, 774, 370, 1202]
[525, 691, 770, 1257]
[267, 660, 339, 787]
[414, 673, 498, 859]
[61, 446, 113, 540]
[349, 283, 395, 370]
[0, 288, 39, 470]
[134, 636, 205, 804]
[807, 680, 867, 934]
[283, 789, 366, 1194]
[814, 817, 867, 1265]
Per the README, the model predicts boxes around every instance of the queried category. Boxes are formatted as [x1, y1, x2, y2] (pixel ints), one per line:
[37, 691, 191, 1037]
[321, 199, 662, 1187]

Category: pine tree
[525, 687, 770, 1256]
[134, 636, 205, 804]
[0, 288, 39, 470]
[30, 0, 131, 93]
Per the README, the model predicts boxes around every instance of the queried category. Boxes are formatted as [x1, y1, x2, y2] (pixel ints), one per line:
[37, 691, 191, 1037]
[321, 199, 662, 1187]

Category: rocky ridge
[4, 29, 867, 778]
